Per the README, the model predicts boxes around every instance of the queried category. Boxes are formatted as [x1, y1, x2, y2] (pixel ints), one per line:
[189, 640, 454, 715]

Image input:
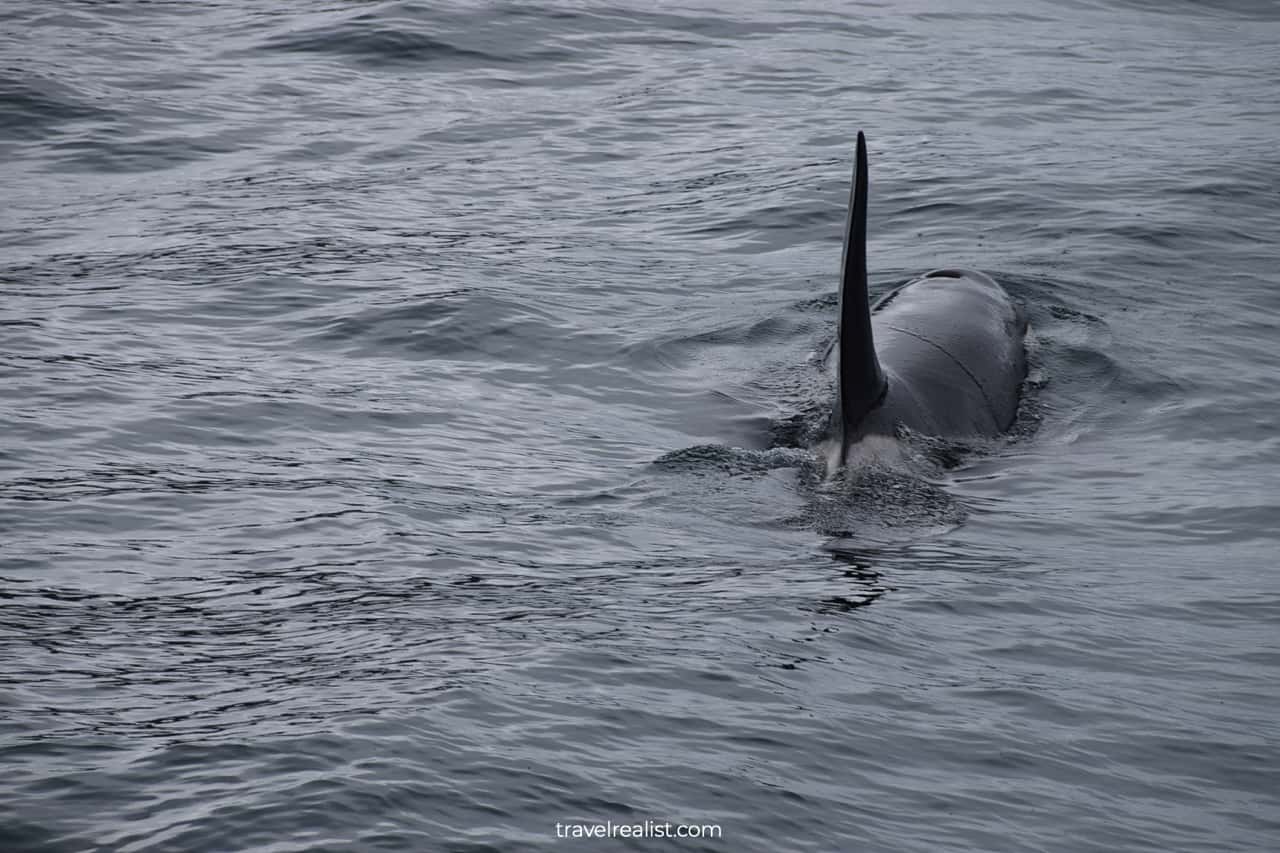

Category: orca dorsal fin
[836, 131, 887, 443]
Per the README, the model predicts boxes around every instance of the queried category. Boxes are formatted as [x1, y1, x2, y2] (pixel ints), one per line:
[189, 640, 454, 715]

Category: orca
[824, 132, 1028, 468]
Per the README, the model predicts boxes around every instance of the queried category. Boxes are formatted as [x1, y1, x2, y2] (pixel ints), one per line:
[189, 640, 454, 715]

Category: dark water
[3, 1, 1279, 850]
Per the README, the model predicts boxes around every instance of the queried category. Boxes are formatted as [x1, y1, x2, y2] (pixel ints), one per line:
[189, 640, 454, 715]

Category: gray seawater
[3, 1, 1279, 850]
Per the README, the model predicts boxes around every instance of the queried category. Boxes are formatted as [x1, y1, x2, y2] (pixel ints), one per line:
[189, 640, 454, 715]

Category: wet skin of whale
[824, 132, 1028, 466]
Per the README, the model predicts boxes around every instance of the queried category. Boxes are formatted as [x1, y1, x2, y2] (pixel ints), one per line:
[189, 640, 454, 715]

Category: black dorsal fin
[836, 131, 887, 443]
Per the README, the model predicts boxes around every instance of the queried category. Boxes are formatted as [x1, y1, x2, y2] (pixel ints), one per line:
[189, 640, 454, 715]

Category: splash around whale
[820, 132, 1028, 471]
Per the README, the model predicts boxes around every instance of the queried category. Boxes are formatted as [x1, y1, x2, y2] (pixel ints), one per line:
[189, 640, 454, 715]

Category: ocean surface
[3, 1, 1278, 851]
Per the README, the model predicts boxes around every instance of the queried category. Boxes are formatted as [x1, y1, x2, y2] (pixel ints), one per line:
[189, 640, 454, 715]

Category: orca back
[859, 270, 1027, 439]
[829, 134, 1028, 451]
